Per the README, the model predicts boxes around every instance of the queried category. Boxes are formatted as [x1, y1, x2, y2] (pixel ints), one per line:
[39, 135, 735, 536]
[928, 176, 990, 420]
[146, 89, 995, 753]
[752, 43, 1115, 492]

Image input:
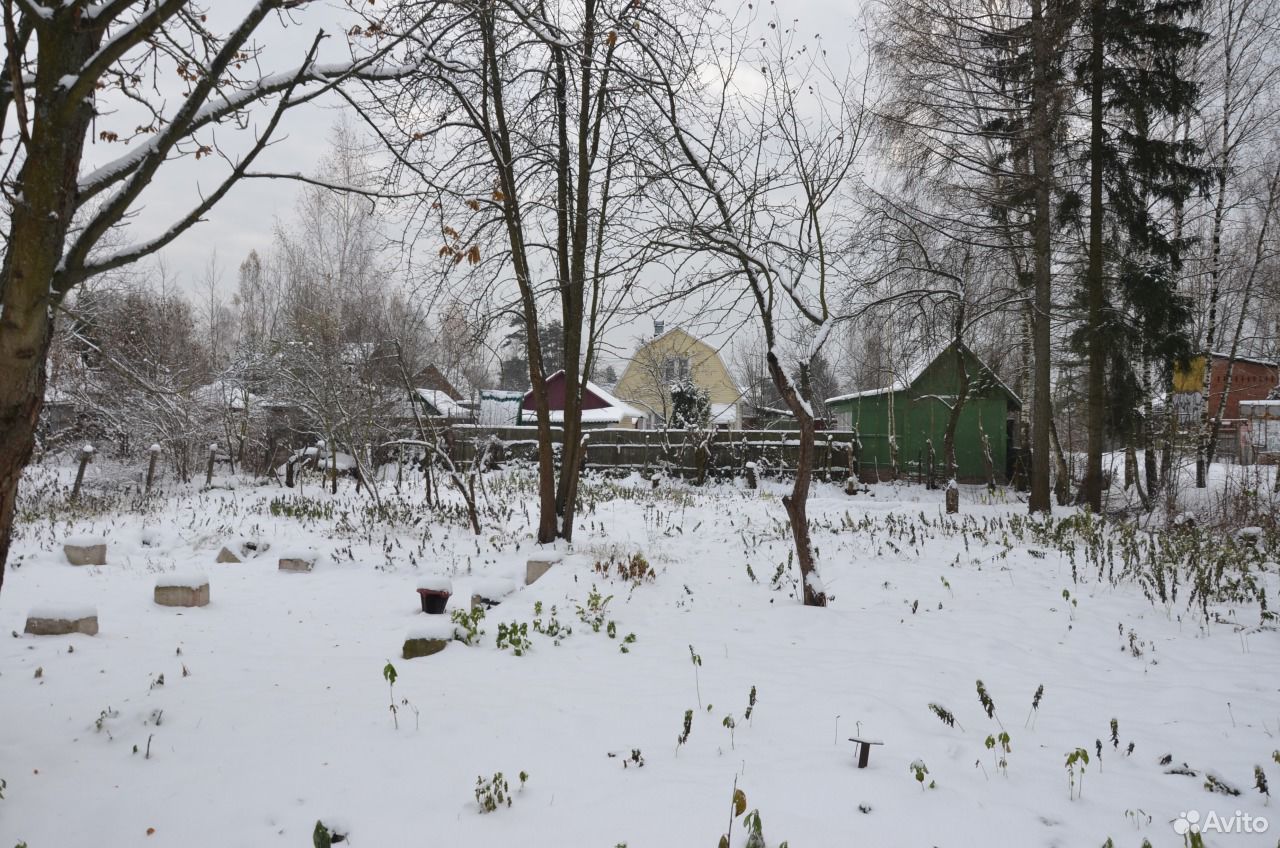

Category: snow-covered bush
[669, 379, 710, 429]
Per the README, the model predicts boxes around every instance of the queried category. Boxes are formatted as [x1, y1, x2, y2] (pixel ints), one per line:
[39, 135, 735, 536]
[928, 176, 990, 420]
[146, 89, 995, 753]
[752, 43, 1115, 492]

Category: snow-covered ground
[1, 463, 1277, 847]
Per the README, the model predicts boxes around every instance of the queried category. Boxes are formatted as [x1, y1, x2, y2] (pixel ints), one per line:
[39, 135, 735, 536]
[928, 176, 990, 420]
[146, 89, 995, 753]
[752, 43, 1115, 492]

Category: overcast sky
[107, 0, 867, 373]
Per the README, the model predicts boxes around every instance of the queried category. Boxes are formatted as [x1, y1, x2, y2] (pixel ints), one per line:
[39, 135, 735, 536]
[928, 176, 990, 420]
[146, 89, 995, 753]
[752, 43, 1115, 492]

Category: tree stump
[945, 480, 959, 515]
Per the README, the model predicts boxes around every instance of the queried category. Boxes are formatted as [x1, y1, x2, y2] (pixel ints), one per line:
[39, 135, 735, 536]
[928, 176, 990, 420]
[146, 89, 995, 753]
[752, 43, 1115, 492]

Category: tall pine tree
[1071, 0, 1207, 511]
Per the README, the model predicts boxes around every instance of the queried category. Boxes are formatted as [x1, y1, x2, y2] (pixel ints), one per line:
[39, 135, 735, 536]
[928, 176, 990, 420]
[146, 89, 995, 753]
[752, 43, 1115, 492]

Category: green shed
[825, 343, 1021, 482]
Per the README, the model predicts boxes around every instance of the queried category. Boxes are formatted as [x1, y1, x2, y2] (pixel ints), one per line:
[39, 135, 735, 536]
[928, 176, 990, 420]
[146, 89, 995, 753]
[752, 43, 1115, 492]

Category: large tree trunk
[478, 2, 558, 545]
[1142, 361, 1159, 493]
[1014, 302, 1034, 492]
[1027, 0, 1057, 515]
[1196, 59, 1233, 489]
[1160, 404, 1175, 486]
[1050, 409, 1073, 506]
[0, 337, 50, 595]
[768, 354, 826, 608]
[0, 18, 102, 592]
[1081, 0, 1107, 514]
[942, 339, 971, 515]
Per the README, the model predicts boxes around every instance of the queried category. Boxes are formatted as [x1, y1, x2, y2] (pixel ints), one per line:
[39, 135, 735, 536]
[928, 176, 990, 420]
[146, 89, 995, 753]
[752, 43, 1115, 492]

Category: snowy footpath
[0, 469, 1276, 847]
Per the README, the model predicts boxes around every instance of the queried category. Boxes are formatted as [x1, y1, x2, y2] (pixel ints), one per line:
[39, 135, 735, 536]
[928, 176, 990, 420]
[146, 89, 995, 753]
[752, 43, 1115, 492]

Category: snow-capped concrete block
[526, 552, 563, 585]
[278, 548, 316, 573]
[402, 637, 449, 659]
[154, 574, 210, 607]
[470, 577, 516, 610]
[25, 606, 99, 636]
[216, 547, 241, 563]
[402, 620, 454, 659]
[63, 536, 106, 566]
[407, 622, 458, 660]
[471, 577, 517, 600]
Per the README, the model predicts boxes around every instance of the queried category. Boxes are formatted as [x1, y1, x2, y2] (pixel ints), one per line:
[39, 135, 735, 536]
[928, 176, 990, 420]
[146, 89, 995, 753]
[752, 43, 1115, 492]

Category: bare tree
[1191, 0, 1280, 486]
[854, 198, 1022, 511]
[642, 11, 872, 606]
[0, 1, 433, 591]
[351, 0, 691, 543]
[872, 0, 1075, 513]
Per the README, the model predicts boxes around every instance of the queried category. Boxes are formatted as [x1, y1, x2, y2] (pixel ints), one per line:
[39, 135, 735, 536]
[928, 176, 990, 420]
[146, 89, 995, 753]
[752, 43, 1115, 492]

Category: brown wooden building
[1172, 353, 1279, 422]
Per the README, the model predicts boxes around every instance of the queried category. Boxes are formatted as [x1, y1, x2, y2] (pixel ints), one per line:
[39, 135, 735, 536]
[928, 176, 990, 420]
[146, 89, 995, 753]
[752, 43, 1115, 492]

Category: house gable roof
[826, 342, 1020, 408]
[521, 370, 642, 420]
[411, 364, 462, 401]
[414, 388, 468, 418]
[614, 327, 741, 411]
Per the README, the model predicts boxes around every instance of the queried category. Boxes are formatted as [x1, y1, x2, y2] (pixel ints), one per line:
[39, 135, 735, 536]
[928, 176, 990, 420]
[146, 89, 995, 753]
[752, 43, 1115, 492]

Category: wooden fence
[441, 425, 915, 482]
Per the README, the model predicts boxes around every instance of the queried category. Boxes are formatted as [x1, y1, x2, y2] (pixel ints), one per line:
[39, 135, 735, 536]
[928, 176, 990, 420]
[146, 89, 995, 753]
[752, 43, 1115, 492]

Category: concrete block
[154, 580, 210, 607]
[25, 610, 98, 636]
[526, 553, 562, 585]
[63, 541, 106, 566]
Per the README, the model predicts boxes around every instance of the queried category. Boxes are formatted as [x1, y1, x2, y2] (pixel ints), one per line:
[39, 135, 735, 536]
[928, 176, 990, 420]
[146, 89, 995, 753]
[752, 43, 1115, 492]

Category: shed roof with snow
[520, 370, 642, 427]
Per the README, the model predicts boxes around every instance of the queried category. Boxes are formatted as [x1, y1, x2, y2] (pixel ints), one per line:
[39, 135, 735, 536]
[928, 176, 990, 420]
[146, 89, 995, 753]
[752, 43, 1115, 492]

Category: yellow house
[613, 327, 743, 429]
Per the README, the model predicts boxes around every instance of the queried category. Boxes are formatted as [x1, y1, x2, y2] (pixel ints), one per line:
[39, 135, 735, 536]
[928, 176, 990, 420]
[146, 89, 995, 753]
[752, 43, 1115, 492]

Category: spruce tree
[1070, 0, 1208, 511]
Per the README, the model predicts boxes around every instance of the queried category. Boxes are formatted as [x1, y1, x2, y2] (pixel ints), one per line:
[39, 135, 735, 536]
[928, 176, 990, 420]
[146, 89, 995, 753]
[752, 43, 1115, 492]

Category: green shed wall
[829, 348, 1015, 482]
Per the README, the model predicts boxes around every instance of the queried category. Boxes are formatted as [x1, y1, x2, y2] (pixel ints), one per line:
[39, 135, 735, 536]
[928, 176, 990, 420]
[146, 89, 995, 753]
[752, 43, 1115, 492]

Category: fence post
[204, 443, 218, 488]
[145, 443, 161, 494]
[71, 444, 94, 501]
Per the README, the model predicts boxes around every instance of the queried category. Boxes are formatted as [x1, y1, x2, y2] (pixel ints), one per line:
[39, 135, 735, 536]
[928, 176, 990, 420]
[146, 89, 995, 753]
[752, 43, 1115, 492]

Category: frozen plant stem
[676, 709, 693, 756]
[689, 645, 703, 709]
[1025, 684, 1044, 729]
[384, 661, 399, 730]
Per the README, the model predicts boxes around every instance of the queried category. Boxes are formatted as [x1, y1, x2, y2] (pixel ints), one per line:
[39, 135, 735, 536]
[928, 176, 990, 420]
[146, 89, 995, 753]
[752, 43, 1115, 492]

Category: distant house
[39, 385, 77, 438]
[521, 370, 642, 429]
[825, 342, 1020, 481]
[412, 363, 463, 402]
[1241, 398, 1280, 461]
[613, 326, 743, 429]
[1172, 353, 1279, 423]
[412, 388, 470, 420]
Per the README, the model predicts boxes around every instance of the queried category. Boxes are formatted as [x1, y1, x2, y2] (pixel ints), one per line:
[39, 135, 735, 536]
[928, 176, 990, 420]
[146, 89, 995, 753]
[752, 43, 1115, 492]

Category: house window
[663, 356, 690, 382]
